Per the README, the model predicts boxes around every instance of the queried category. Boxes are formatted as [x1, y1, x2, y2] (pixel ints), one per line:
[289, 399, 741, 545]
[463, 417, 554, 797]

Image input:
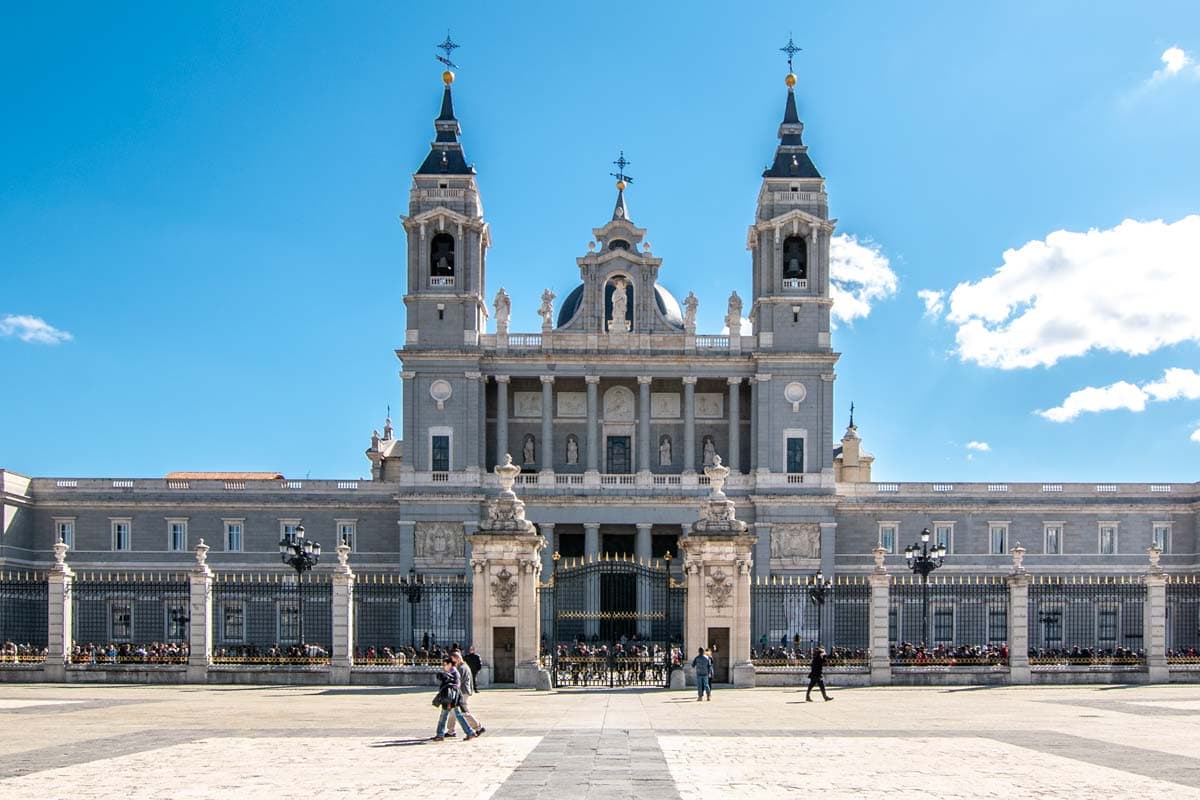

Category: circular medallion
[430, 380, 453, 409]
[784, 382, 807, 411]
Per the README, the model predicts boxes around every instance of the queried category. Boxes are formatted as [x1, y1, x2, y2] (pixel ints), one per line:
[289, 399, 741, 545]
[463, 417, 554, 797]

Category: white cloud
[1038, 367, 1200, 423]
[719, 316, 753, 336]
[1192, 427, 1200, 444]
[917, 289, 945, 318]
[830, 234, 898, 325]
[1151, 46, 1197, 81]
[928, 216, 1200, 369]
[965, 441, 990, 452]
[0, 314, 73, 344]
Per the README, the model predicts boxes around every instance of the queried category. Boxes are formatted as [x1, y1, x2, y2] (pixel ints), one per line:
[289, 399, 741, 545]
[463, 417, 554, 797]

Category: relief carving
[491, 566, 519, 614]
[705, 567, 733, 613]
[651, 392, 680, 419]
[769, 523, 821, 566]
[414, 522, 465, 567]
[695, 393, 724, 419]
[514, 391, 542, 418]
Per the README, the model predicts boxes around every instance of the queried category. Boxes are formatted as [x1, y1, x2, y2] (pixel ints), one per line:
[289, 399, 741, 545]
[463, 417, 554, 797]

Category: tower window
[430, 233, 455, 277]
[783, 236, 807, 279]
[608, 239, 630, 251]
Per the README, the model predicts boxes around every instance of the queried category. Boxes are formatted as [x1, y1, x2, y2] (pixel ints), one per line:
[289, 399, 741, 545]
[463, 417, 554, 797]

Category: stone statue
[538, 288, 556, 328]
[659, 435, 672, 466]
[522, 434, 536, 465]
[609, 277, 629, 332]
[702, 435, 717, 467]
[566, 435, 579, 465]
[494, 287, 511, 329]
[683, 291, 698, 331]
[370, 429, 380, 451]
[725, 290, 743, 335]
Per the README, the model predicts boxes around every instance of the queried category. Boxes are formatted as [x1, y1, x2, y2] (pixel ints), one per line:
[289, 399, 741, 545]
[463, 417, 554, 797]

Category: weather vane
[610, 150, 634, 185]
[780, 34, 801, 73]
[436, 31, 460, 70]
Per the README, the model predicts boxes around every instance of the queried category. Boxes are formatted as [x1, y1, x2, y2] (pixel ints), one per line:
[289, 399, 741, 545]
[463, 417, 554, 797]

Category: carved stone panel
[557, 392, 586, 418]
[769, 523, 821, 568]
[603, 386, 635, 421]
[695, 393, 724, 419]
[414, 522, 465, 568]
[705, 567, 733, 614]
[514, 392, 542, 418]
[651, 392, 680, 419]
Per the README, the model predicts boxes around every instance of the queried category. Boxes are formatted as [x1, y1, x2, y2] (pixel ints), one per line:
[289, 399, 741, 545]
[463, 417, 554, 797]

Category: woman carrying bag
[432, 654, 476, 741]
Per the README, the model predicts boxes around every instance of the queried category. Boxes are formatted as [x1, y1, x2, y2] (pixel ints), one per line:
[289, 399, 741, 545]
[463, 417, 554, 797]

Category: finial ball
[616, 179, 626, 191]
[785, 73, 797, 88]
[442, 70, 455, 85]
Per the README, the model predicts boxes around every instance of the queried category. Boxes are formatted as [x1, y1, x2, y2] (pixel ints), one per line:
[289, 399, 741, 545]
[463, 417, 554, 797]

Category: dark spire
[763, 38, 821, 179]
[417, 34, 473, 175]
[612, 186, 629, 221]
[609, 150, 633, 221]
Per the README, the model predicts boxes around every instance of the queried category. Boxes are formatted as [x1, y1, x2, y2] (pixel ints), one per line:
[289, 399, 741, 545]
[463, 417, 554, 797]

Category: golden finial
[443, 70, 455, 85]
[785, 73, 797, 88]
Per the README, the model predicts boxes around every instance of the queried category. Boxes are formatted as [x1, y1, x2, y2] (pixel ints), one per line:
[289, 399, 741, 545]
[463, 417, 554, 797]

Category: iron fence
[0, 570, 48, 664]
[71, 571, 190, 665]
[211, 572, 331, 665]
[1028, 574, 1145, 666]
[353, 572, 471, 667]
[1166, 574, 1200, 664]
[751, 575, 870, 667]
[889, 574, 1010, 666]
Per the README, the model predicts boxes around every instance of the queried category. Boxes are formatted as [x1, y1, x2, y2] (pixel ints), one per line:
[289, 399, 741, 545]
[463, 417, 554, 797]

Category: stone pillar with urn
[44, 540, 74, 682]
[1007, 544, 1031, 684]
[680, 455, 756, 688]
[470, 454, 549, 689]
[187, 539, 214, 683]
[330, 543, 356, 685]
[1145, 544, 1168, 683]
[867, 545, 892, 685]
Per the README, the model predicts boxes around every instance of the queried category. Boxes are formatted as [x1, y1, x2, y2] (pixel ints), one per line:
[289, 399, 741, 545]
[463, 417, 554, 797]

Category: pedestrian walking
[445, 648, 485, 738]
[432, 655, 476, 741]
[806, 646, 833, 702]
[692, 646, 713, 701]
[464, 645, 483, 688]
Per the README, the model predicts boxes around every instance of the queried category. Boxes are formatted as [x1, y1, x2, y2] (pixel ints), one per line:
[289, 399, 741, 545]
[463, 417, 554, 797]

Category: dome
[556, 282, 685, 330]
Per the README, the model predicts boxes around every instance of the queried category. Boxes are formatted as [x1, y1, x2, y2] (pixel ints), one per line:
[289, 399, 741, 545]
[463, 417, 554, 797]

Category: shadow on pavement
[371, 738, 432, 747]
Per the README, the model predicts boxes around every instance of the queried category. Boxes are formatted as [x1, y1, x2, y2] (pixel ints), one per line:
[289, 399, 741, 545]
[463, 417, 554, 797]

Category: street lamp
[807, 571, 833, 650]
[400, 567, 423, 649]
[279, 523, 321, 648]
[904, 527, 946, 648]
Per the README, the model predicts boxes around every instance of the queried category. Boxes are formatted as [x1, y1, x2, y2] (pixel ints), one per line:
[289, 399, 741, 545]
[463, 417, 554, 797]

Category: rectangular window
[431, 435, 450, 472]
[878, 523, 898, 554]
[934, 524, 953, 553]
[279, 604, 300, 644]
[166, 604, 188, 641]
[337, 521, 356, 551]
[1040, 605, 1063, 644]
[888, 608, 898, 643]
[989, 524, 1008, 556]
[933, 608, 954, 643]
[1044, 524, 1063, 555]
[1099, 524, 1117, 555]
[280, 520, 301, 541]
[167, 520, 187, 552]
[111, 603, 132, 641]
[987, 606, 1008, 645]
[1152, 523, 1171, 553]
[222, 604, 245, 642]
[1098, 606, 1118, 644]
[54, 518, 75, 549]
[224, 520, 244, 552]
[786, 437, 805, 473]
[111, 520, 131, 551]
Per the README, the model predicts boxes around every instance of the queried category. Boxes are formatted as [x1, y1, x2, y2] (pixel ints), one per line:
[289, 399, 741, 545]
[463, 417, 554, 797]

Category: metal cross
[436, 32, 460, 70]
[849, 401, 855, 427]
[610, 150, 634, 184]
[780, 35, 801, 73]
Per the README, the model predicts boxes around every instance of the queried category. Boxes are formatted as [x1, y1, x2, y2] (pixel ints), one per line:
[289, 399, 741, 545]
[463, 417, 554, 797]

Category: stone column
[495, 375, 510, 463]
[584, 522, 601, 638]
[330, 544, 355, 684]
[538, 523, 556, 578]
[1007, 545, 1030, 684]
[727, 378, 741, 473]
[819, 522, 837, 582]
[753, 523, 771, 579]
[585, 376, 600, 476]
[470, 455, 549, 689]
[44, 540, 74, 682]
[540, 375, 555, 477]
[1146, 545, 1168, 683]
[867, 546, 892, 685]
[636, 523, 653, 638]
[400, 371, 416, 471]
[748, 377, 759, 472]
[398, 521, 416, 575]
[683, 377, 697, 474]
[465, 371, 482, 472]
[680, 457, 756, 687]
[638, 376, 653, 476]
[187, 540, 214, 683]
[754, 374, 772, 476]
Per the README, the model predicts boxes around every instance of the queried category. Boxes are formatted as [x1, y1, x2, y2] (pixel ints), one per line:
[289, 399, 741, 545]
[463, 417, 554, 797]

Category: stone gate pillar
[470, 454, 549, 689]
[1145, 545, 1168, 683]
[44, 540, 74, 682]
[1007, 545, 1031, 685]
[330, 544, 355, 685]
[187, 540, 214, 683]
[680, 456, 756, 688]
[867, 545, 891, 686]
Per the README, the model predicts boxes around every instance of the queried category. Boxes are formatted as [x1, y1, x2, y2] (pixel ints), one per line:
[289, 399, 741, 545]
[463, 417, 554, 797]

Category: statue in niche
[659, 435, 672, 466]
[683, 291, 698, 331]
[538, 289, 556, 328]
[494, 288, 511, 329]
[522, 434, 536, 465]
[566, 435, 579, 465]
[609, 277, 630, 332]
[702, 435, 717, 467]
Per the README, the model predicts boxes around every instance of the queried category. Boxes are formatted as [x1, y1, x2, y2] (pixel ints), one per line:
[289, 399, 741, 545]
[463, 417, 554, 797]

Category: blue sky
[3, 1, 1199, 482]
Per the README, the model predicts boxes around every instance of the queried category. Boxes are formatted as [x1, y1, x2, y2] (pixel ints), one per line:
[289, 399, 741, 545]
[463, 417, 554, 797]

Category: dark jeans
[806, 676, 829, 699]
[696, 674, 712, 698]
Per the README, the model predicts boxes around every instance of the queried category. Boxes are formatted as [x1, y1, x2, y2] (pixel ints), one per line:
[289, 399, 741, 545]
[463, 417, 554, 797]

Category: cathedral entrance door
[606, 436, 631, 474]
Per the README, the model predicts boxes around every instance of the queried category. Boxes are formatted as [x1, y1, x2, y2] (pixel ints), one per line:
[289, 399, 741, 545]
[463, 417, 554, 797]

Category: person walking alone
[806, 646, 833, 702]
[445, 648, 485, 738]
[692, 646, 713, 702]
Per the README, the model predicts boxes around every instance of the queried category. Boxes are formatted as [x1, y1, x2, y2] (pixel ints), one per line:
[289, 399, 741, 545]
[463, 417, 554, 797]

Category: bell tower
[401, 43, 490, 350]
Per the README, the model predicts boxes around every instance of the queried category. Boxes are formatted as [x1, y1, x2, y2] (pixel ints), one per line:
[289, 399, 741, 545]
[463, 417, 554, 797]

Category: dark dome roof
[556, 282, 685, 330]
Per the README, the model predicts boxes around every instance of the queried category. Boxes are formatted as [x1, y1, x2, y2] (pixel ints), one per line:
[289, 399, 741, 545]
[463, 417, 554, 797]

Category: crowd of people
[889, 642, 1010, 664]
[751, 644, 867, 664]
[212, 643, 328, 661]
[1029, 646, 1145, 663]
[1, 641, 46, 662]
[70, 641, 190, 664]
[354, 643, 465, 665]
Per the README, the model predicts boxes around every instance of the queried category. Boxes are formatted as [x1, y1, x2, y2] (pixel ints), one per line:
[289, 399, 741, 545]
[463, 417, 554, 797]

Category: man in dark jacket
[692, 647, 713, 701]
[464, 645, 483, 687]
[806, 646, 833, 701]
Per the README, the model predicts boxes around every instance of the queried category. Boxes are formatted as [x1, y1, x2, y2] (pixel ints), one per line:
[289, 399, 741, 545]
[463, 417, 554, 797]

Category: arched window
[608, 239, 630, 251]
[430, 233, 455, 277]
[783, 236, 807, 279]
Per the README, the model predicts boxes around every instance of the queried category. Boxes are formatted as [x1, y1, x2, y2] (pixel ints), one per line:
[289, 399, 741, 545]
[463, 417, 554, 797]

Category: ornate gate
[541, 552, 685, 688]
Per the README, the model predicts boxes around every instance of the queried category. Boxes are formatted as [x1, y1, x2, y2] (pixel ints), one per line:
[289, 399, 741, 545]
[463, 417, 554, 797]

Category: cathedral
[0, 55, 1194, 667]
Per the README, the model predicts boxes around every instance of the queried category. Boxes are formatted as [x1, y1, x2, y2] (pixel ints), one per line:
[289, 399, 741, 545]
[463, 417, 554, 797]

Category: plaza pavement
[3, 681, 1200, 798]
